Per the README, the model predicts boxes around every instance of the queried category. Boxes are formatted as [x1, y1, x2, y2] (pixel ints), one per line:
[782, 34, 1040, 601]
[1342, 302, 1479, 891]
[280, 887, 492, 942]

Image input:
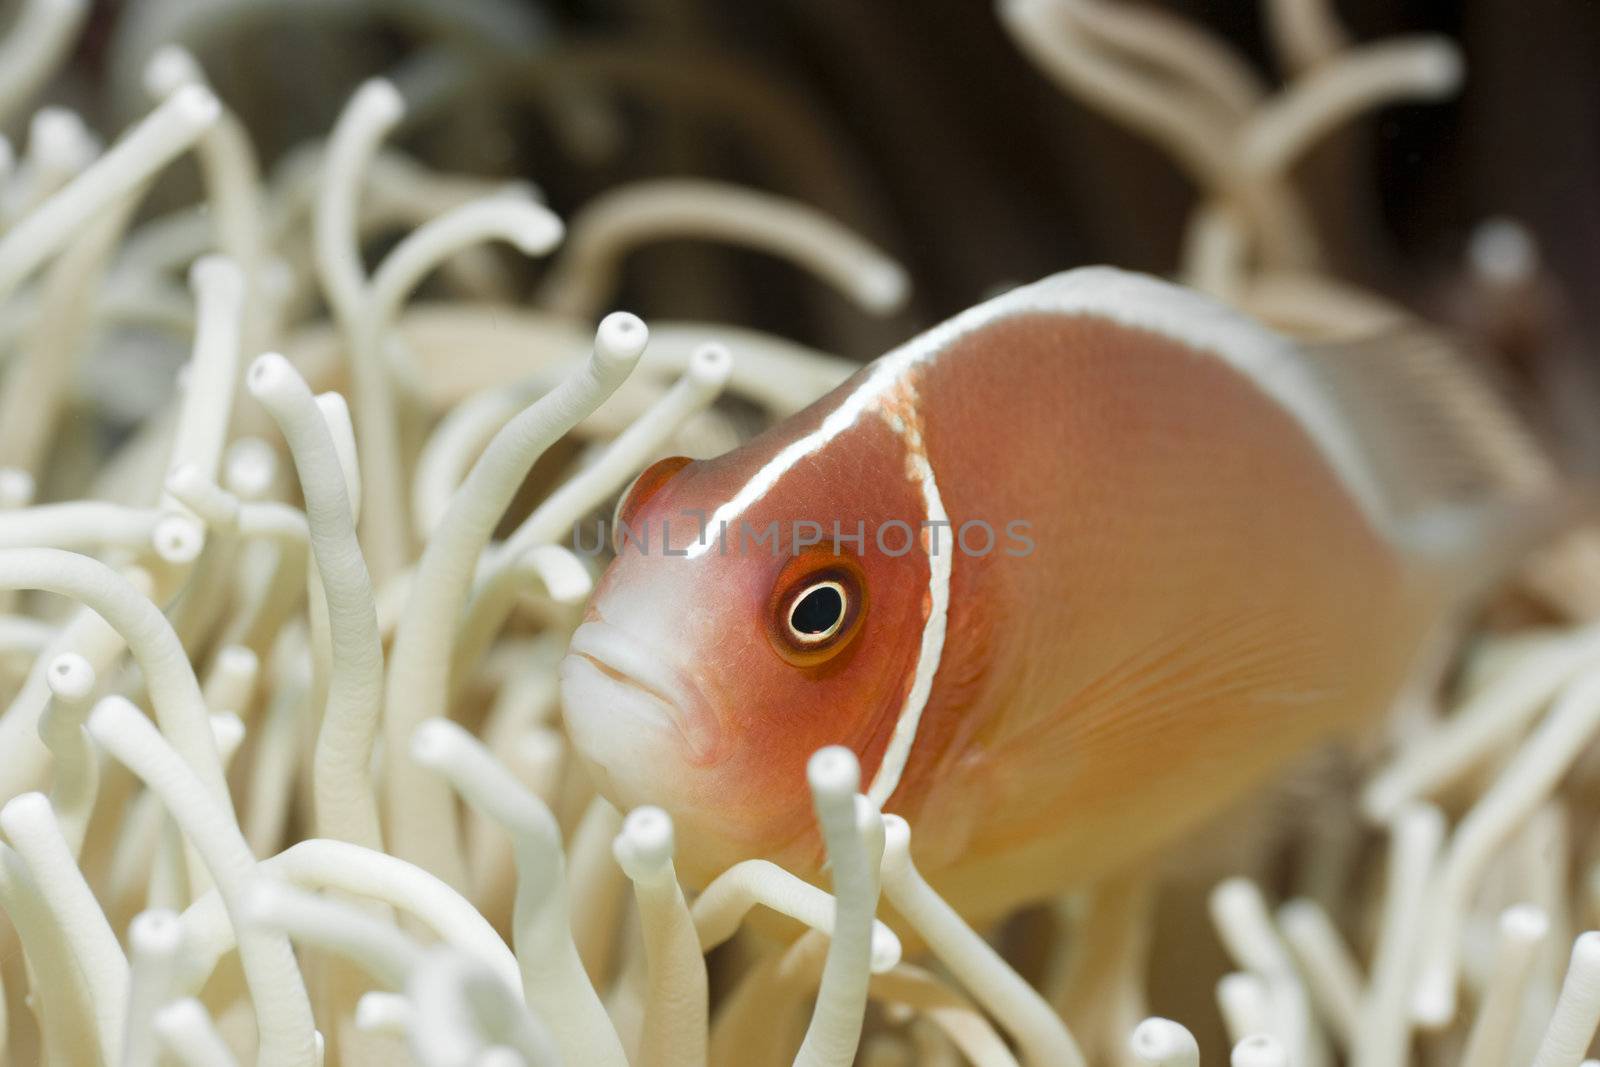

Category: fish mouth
[563, 620, 717, 762]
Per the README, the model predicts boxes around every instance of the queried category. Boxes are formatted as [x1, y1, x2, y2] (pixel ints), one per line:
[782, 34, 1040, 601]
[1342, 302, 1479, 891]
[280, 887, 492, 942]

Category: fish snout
[563, 619, 720, 764]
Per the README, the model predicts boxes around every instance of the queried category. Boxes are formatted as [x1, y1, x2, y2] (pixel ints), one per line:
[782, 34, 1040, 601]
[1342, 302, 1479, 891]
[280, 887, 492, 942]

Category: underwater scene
[0, 0, 1595, 1064]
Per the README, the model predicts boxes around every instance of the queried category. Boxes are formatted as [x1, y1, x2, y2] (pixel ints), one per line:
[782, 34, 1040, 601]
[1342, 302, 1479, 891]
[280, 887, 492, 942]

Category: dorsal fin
[1292, 326, 1564, 577]
[986, 270, 1560, 549]
[1297, 327, 1558, 516]
[924, 269, 1564, 577]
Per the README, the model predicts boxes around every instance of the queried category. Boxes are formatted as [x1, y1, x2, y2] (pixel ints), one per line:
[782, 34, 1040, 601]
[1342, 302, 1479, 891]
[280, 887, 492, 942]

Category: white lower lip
[560, 654, 680, 735]
[563, 620, 719, 763]
[560, 654, 681, 804]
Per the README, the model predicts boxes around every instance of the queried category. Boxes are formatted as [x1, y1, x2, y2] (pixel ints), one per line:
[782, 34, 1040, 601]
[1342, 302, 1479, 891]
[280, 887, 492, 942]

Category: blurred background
[37, 0, 1598, 367]
[9, 1, 1599, 1055]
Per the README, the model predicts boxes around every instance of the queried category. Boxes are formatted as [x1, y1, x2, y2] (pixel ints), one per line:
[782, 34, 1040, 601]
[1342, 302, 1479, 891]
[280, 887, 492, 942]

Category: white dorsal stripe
[690, 267, 1388, 803]
[691, 267, 1386, 553]
[1004, 269, 1389, 525]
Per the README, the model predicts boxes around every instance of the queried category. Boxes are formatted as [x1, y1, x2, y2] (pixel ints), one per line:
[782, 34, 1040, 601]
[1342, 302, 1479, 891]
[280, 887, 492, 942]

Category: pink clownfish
[560, 267, 1553, 918]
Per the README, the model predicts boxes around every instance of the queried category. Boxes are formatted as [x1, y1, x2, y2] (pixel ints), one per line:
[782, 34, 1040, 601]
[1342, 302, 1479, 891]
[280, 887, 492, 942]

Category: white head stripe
[865, 427, 951, 807]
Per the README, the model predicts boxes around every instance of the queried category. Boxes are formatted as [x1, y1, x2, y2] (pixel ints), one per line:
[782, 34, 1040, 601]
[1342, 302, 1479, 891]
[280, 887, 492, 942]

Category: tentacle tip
[355, 78, 406, 122]
[806, 745, 860, 798]
[224, 437, 278, 499]
[523, 545, 593, 604]
[1469, 217, 1538, 284]
[45, 652, 95, 702]
[1501, 903, 1550, 942]
[0, 790, 51, 828]
[215, 644, 260, 676]
[83, 696, 133, 745]
[1395, 799, 1445, 839]
[190, 254, 245, 302]
[165, 461, 204, 496]
[619, 805, 675, 869]
[152, 512, 206, 564]
[168, 83, 222, 130]
[688, 342, 735, 388]
[210, 711, 245, 750]
[314, 391, 354, 434]
[880, 812, 911, 849]
[513, 210, 565, 256]
[1410, 977, 1456, 1030]
[477, 1047, 524, 1067]
[1209, 876, 1257, 914]
[852, 794, 883, 847]
[1131, 1018, 1197, 1060]
[1417, 40, 1465, 94]
[595, 311, 649, 368]
[1571, 930, 1600, 970]
[859, 263, 911, 314]
[152, 998, 207, 1037]
[143, 44, 203, 99]
[245, 351, 296, 398]
[30, 107, 90, 160]
[354, 996, 386, 1032]
[129, 907, 184, 953]
[1232, 1033, 1285, 1067]
[1358, 781, 1400, 824]
[408, 717, 464, 768]
[0, 466, 35, 507]
[868, 925, 902, 973]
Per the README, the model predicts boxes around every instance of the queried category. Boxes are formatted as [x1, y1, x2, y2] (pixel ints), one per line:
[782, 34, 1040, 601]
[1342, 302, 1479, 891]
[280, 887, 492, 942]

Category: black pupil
[791, 585, 844, 635]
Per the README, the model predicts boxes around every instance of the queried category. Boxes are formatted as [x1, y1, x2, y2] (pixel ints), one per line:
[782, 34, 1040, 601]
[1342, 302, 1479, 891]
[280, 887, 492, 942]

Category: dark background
[81, 0, 1599, 357]
[54, 0, 1597, 366]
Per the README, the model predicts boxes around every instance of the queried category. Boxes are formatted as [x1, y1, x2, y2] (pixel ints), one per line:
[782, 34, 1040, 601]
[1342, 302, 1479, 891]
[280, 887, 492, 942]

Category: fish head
[561, 422, 934, 879]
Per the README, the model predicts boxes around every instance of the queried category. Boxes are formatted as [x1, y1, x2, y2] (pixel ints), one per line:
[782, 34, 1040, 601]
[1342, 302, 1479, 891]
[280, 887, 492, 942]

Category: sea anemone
[0, 0, 1596, 1064]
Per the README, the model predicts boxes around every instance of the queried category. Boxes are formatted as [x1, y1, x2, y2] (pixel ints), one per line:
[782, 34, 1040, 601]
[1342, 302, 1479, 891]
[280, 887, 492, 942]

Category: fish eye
[768, 558, 866, 666]
[787, 581, 846, 643]
[612, 455, 692, 553]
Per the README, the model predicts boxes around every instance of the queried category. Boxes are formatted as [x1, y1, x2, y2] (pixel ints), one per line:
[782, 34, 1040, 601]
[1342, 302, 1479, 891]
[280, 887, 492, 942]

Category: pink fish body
[561, 267, 1535, 917]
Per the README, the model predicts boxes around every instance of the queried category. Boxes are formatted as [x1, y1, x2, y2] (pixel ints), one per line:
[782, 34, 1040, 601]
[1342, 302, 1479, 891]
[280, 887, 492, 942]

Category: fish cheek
[715, 643, 828, 784]
[695, 627, 865, 843]
[734, 616, 891, 789]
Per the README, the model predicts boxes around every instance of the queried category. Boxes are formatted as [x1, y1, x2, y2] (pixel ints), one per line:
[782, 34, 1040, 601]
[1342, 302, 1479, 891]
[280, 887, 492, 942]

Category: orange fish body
[562, 268, 1530, 917]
